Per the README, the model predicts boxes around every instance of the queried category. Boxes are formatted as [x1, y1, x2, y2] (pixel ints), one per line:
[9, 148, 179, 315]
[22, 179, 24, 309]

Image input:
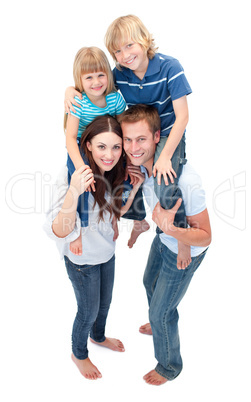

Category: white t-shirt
[43, 165, 115, 265]
[141, 163, 208, 257]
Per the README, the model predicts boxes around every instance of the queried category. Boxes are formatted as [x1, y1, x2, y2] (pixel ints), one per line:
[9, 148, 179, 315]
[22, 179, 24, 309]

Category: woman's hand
[70, 165, 94, 197]
[64, 86, 82, 114]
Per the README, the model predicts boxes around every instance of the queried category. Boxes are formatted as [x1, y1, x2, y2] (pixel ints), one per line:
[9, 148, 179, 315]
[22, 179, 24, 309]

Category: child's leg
[122, 178, 150, 247]
[64, 256, 103, 379]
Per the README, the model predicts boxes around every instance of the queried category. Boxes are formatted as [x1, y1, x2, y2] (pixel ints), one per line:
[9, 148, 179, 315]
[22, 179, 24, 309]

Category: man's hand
[152, 198, 182, 233]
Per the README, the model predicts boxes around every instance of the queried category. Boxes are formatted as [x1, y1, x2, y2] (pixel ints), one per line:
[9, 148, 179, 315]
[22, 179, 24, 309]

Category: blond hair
[73, 46, 115, 94]
[105, 15, 158, 64]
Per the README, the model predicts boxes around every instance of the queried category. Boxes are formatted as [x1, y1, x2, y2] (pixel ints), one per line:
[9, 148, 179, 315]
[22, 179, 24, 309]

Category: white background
[1, 0, 251, 400]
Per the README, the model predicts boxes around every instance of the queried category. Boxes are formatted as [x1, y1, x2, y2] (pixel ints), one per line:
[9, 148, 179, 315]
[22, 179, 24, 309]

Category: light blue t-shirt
[70, 91, 126, 138]
[141, 163, 207, 257]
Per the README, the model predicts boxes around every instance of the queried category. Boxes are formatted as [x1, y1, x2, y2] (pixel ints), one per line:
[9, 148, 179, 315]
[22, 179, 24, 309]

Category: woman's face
[86, 132, 122, 174]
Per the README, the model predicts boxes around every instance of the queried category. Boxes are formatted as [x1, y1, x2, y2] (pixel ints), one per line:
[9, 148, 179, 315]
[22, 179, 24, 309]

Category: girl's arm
[152, 95, 189, 185]
[64, 86, 82, 114]
[66, 114, 87, 170]
[52, 166, 94, 238]
[120, 166, 145, 216]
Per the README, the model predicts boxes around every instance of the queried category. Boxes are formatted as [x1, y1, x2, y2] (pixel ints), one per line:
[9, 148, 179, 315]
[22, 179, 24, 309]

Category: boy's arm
[152, 95, 189, 185]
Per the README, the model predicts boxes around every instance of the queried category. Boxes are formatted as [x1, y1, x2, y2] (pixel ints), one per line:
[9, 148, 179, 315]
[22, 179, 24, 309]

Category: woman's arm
[52, 166, 94, 238]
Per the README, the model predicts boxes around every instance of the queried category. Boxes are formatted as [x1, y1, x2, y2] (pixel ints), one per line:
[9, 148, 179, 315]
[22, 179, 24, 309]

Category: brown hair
[118, 104, 161, 136]
[105, 15, 158, 65]
[80, 115, 125, 221]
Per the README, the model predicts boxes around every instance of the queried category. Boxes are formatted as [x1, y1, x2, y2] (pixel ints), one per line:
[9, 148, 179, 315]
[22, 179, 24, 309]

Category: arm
[153, 96, 189, 185]
[152, 199, 211, 247]
[66, 114, 87, 170]
[64, 86, 82, 114]
[52, 166, 94, 238]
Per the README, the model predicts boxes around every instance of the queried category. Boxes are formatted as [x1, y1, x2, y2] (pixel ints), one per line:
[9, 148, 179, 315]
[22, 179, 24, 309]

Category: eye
[98, 145, 105, 149]
[115, 49, 121, 54]
[124, 138, 131, 142]
[113, 145, 121, 150]
[98, 73, 106, 78]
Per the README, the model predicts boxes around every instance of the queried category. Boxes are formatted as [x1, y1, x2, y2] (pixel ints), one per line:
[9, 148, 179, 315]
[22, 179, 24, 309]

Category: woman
[45, 115, 144, 380]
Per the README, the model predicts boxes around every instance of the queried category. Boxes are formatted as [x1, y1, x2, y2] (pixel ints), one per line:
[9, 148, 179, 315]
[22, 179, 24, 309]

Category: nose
[130, 140, 140, 153]
[121, 49, 130, 61]
[105, 148, 113, 159]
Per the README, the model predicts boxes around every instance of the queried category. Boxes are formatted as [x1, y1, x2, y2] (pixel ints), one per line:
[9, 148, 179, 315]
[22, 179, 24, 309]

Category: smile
[131, 153, 143, 158]
[101, 159, 114, 165]
[125, 56, 136, 65]
[92, 86, 103, 91]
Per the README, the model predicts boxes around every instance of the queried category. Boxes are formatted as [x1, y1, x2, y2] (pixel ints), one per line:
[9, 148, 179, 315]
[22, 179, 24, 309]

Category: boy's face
[114, 40, 149, 77]
[121, 120, 160, 170]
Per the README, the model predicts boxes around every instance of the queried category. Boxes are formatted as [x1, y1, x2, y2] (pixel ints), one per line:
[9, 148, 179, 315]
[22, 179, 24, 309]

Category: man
[118, 105, 211, 386]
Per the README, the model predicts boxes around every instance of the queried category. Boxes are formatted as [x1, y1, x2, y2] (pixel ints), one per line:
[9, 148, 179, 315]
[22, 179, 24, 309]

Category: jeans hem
[155, 363, 181, 381]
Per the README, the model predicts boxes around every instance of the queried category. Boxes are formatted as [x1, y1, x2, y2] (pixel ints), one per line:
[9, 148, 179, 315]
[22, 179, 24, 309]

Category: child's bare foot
[128, 219, 150, 248]
[71, 354, 102, 380]
[90, 337, 125, 352]
[143, 369, 168, 386]
[70, 233, 82, 256]
[139, 323, 152, 335]
[177, 241, 191, 270]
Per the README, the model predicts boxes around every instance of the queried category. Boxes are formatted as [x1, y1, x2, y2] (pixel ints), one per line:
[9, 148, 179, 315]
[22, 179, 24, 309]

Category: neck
[143, 158, 154, 177]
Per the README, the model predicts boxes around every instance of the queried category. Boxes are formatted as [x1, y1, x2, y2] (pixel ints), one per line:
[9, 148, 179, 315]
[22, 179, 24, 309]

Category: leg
[64, 256, 102, 379]
[90, 255, 125, 352]
[145, 244, 208, 383]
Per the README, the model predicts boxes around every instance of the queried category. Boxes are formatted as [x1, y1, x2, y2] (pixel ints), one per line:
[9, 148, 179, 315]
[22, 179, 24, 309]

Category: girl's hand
[152, 154, 177, 186]
[64, 86, 82, 114]
[127, 165, 145, 189]
[70, 165, 94, 197]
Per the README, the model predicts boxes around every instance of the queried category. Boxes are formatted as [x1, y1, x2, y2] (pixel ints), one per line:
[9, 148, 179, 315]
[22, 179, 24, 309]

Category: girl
[65, 46, 126, 256]
[45, 115, 144, 380]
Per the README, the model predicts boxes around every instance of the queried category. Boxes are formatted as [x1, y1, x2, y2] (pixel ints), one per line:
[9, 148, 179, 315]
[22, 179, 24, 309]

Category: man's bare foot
[90, 337, 125, 352]
[70, 233, 82, 256]
[71, 354, 102, 380]
[139, 323, 152, 335]
[177, 241, 191, 270]
[128, 219, 150, 248]
[143, 369, 168, 386]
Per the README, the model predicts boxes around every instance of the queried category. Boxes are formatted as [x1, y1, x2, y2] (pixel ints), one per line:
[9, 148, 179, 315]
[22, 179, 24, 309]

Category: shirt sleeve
[167, 59, 192, 101]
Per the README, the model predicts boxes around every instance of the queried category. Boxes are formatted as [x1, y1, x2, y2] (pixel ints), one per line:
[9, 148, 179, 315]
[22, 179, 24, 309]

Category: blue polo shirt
[113, 53, 192, 137]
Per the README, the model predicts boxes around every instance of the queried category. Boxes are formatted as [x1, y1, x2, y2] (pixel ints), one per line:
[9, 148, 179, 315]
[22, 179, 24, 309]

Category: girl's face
[114, 40, 149, 78]
[87, 132, 122, 175]
[81, 71, 108, 101]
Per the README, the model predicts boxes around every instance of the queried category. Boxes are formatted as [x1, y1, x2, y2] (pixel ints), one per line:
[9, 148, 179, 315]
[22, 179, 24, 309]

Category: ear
[154, 130, 160, 144]
[86, 141, 92, 151]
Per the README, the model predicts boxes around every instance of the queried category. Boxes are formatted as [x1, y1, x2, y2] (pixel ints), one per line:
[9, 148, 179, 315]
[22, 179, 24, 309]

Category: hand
[64, 86, 82, 114]
[127, 165, 145, 189]
[70, 165, 94, 197]
[152, 155, 177, 186]
[152, 199, 182, 233]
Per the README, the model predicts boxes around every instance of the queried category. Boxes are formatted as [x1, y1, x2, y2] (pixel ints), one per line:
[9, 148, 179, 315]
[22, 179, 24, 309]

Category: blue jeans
[143, 235, 208, 380]
[64, 255, 115, 360]
[154, 135, 187, 229]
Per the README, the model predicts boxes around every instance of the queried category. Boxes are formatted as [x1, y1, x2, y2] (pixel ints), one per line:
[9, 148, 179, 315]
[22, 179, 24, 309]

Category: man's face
[121, 120, 160, 168]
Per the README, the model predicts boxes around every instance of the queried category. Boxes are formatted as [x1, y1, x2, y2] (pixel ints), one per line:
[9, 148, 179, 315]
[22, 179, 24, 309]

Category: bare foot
[139, 323, 152, 335]
[128, 219, 150, 248]
[143, 369, 168, 386]
[177, 241, 191, 270]
[90, 337, 125, 352]
[70, 233, 82, 256]
[71, 354, 102, 380]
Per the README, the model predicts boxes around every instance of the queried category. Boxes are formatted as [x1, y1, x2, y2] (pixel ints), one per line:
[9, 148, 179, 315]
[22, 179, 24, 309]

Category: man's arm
[152, 199, 212, 247]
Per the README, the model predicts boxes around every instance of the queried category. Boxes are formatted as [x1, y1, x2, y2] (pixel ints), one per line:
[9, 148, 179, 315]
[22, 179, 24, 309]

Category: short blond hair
[105, 15, 158, 64]
[73, 46, 115, 94]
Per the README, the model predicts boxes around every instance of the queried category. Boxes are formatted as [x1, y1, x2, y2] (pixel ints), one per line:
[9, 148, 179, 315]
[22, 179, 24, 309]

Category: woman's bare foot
[90, 337, 125, 352]
[71, 354, 102, 380]
[177, 241, 191, 270]
[70, 233, 82, 256]
[128, 219, 150, 248]
[139, 323, 152, 335]
[143, 370, 168, 386]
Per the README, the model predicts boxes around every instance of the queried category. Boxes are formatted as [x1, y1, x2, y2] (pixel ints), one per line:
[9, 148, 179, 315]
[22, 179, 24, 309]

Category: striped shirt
[70, 92, 126, 138]
[113, 53, 192, 137]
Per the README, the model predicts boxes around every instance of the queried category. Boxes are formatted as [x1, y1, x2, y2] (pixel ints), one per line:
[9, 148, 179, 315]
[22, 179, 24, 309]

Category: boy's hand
[152, 154, 177, 186]
[64, 86, 82, 114]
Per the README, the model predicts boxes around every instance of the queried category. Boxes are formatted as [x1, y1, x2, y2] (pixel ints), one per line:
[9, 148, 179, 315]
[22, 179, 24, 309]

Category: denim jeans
[64, 254, 115, 360]
[154, 135, 187, 229]
[143, 235, 207, 380]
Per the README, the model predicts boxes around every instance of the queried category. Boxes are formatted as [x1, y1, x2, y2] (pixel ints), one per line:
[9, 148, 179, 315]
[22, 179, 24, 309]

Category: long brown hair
[80, 115, 125, 221]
